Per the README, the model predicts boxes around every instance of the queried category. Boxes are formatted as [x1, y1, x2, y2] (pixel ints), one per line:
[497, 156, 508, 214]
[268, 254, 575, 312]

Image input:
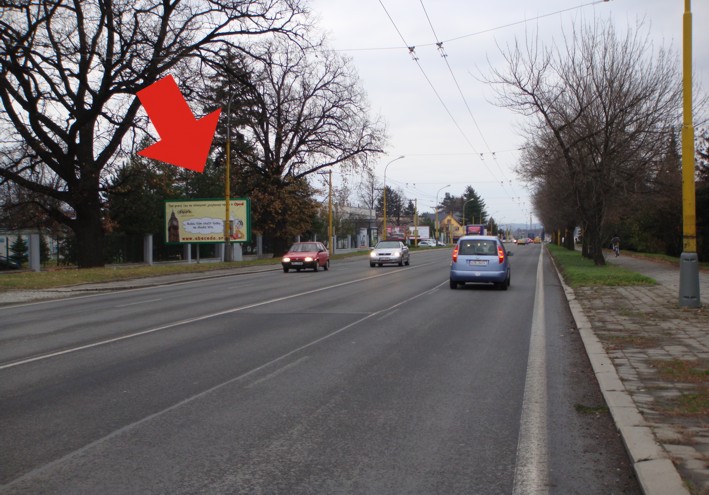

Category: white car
[369, 240, 410, 267]
[418, 239, 437, 247]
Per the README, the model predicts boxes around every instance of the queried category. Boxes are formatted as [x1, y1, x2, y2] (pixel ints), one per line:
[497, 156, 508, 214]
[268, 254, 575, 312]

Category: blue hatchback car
[449, 235, 512, 290]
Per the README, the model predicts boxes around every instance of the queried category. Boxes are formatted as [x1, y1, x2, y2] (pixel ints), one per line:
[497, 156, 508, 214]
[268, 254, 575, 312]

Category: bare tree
[487, 19, 682, 264]
[519, 131, 579, 250]
[221, 38, 386, 178]
[356, 167, 379, 215]
[0, 0, 308, 267]
[211, 38, 386, 253]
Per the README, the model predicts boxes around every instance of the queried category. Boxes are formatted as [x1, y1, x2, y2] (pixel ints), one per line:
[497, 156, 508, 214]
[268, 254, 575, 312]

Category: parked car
[449, 235, 512, 290]
[0, 255, 20, 270]
[369, 240, 410, 267]
[281, 242, 330, 272]
[418, 239, 437, 247]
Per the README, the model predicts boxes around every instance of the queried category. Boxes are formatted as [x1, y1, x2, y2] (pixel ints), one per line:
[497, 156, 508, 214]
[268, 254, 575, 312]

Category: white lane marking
[512, 247, 549, 495]
[0, 264, 439, 371]
[376, 308, 400, 321]
[0, 281, 446, 489]
[245, 355, 310, 389]
[115, 298, 163, 308]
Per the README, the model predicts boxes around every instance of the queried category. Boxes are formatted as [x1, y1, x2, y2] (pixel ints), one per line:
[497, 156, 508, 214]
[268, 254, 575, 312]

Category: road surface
[0, 245, 639, 494]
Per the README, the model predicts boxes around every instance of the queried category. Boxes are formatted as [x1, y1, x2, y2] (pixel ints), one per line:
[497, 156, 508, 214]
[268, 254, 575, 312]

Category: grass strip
[546, 244, 656, 288]
[0, 250, 371, 291]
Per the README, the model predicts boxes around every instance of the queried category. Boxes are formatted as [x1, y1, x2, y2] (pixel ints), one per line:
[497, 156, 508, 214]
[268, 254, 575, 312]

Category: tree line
[1, 0, 384, 267]
[4, 7, 706, 265]
[488, 19, 708, 264]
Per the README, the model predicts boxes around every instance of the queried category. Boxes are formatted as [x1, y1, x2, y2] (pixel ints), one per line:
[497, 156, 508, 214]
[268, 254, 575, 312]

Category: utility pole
[413, 199, 419, 246]
[327, 169, 333, 253]
[318, 170, 334, 253]
[382, 155, 405, 241]
[679, 0, 700, 307]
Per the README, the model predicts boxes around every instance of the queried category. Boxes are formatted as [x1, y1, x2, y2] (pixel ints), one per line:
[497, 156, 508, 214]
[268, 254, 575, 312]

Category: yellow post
[224, 136, 231, 262]
[328, 169, 333, 253]
[679, 0, 700, 307]
[682, 0, 696, 253]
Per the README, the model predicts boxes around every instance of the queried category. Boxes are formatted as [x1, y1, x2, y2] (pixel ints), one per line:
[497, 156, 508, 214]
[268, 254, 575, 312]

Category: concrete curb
[550, 253, 689, 495]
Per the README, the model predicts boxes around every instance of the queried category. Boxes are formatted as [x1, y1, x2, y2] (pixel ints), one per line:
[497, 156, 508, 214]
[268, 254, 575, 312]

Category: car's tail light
[497, 245, 505, 264]
[452, 245, 459, 262]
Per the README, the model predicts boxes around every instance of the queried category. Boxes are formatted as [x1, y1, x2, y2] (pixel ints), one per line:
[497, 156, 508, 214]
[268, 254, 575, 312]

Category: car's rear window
[458, 240, 498, 256]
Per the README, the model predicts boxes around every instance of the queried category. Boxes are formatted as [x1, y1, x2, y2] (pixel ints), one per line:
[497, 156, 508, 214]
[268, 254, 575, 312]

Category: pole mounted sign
[165, 199, 251, 244]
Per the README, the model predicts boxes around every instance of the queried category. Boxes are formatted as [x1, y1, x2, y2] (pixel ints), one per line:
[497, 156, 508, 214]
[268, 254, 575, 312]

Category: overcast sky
[308, 0, 708, 227]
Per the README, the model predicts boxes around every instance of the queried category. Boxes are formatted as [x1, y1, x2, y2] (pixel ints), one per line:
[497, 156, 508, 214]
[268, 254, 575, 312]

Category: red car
[281, 242, 330, 272]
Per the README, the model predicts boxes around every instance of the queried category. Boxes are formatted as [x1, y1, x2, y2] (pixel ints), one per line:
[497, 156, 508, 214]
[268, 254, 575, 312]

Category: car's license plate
[469, 260, 488, 266]
[291, 261, 303, 265]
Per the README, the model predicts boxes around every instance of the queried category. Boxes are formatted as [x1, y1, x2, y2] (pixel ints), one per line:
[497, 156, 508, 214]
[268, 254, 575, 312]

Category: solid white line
[0, 280, 445, 490]
[512, 247, 549, 495]
[0, 263, 437, 371]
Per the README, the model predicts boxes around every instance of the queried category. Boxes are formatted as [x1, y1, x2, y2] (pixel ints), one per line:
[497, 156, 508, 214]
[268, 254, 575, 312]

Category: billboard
[407, 225, 430, 239]
[465, 224, 486, 235]
[164, 199, 251, 244]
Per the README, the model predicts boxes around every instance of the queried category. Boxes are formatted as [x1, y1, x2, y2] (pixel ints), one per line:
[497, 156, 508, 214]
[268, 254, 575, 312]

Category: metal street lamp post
[461, 198, 476, 228]
[223, 90, 235, 262]
[318, 170, 334, 253]
[679, 0, 700, 307]
[435, 184, 451, 243]
[382, 155, 405, 241]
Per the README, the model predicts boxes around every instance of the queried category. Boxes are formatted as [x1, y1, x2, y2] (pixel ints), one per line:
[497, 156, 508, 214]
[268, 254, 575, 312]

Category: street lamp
[435, 184, 451, 243]
[318, 170, 333, 253]
[461, 198, 476, 228]
[679, 0, 700, 307]
[223, 89, 236, 262]
[382, 155, 405, 240]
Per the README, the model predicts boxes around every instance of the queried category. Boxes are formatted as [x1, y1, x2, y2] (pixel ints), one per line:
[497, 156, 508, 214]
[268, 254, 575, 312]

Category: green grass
[574, 403, 610, 415]
[0, 250, 371, 291]
[546, 244, 656, 288]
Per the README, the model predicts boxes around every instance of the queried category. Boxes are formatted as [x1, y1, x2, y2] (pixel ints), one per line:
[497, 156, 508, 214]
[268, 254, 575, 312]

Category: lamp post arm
[382, 155, 404, 240]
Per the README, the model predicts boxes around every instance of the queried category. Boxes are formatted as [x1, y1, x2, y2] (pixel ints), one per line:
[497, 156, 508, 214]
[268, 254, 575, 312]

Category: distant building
[439, 213, 464, 242]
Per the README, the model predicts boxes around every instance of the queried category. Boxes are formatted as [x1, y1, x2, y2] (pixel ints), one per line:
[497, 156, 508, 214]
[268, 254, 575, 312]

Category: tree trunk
[585, 220, 606, 266]
[564, 225, 576, 250]
[73, 199, 106, 268]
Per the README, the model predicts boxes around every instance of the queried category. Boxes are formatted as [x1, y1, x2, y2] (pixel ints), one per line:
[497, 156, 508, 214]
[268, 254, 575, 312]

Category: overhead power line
[340, 1, 610, 52]
[379, 0, 521, 212]
[418, 0, 523, 203]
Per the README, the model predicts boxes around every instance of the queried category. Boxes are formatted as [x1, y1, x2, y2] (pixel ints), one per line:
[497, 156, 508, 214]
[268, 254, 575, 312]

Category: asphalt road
[0, 245, 640, 494]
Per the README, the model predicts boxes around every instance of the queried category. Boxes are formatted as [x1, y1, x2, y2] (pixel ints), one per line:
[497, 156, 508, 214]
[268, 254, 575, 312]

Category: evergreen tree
[40, 235, 51, 263]
[10, 235, 28, 266]
[462, 186, 488, 225]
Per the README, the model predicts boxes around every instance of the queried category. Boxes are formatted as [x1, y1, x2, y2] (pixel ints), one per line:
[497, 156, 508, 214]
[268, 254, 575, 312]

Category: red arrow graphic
[137, 75, 221, 173]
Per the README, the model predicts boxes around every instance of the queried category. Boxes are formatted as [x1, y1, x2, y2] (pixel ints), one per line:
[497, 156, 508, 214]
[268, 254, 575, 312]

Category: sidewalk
[561, 251, 709, 495]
